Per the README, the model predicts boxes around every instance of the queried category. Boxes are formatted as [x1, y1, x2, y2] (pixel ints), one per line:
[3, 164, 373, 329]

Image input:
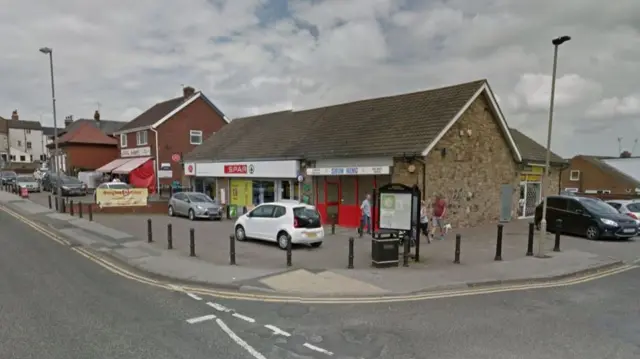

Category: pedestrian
[360, 193, 372, 235]
[430, 193, 447, 241]
[420, 200, 430, 243]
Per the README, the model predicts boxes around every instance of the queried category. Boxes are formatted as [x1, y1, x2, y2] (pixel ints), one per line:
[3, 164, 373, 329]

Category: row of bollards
[47, 195, 93, 221]
[454, 219, 563, 264]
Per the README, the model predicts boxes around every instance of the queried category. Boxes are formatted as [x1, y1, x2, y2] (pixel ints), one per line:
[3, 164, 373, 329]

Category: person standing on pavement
[360, 193, 372, 234]
[430, 194, 447, 240]
[420, 200, 430, 243]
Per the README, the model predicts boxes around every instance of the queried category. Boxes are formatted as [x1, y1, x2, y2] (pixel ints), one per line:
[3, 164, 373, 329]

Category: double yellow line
[1, 203, 636, 304]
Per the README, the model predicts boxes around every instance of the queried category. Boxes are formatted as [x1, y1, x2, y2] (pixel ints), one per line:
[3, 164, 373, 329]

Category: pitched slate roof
[509, 128, 566, 164]
[59, 119, 124, 136]
[41, 126, 61, 137]
[7, 120, 42, 130]
[54, 121, 118, 146]
[187, 80, 511, 162]
[580, 156, 640, 186]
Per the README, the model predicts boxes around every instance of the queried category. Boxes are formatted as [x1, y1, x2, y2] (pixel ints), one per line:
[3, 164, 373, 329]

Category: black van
[534, 195, 638, 240]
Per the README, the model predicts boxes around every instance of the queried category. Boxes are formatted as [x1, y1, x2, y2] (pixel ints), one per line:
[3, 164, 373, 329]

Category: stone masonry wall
[421, 94, 520, 228]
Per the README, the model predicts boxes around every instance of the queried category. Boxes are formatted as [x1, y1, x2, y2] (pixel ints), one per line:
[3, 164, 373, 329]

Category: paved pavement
[5, 190, 639, 297]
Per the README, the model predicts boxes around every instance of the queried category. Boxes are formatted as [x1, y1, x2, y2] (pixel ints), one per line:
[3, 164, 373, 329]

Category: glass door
[325, 178, 340, 222]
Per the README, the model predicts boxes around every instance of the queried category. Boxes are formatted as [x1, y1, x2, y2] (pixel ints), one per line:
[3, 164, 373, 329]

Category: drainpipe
[150, 127, 160, 194]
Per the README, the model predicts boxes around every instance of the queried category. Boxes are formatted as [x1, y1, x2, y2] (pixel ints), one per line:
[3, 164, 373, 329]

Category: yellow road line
[1, 203, 636, 304]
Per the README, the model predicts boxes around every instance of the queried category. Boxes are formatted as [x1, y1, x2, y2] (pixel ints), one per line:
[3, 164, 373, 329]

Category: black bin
[371, 237, 399, 268]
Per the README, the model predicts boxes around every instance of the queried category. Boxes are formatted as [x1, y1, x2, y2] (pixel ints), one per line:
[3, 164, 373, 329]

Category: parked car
[44, 174, 87, 196]
[605, 200, 640, 233]
[16, 175, 41, 192]
[168, 192, 223, 221]
[0, 170, 17, 185]
[94, 181, 132, 203]
[234, 201, 324, 249]
[535, 195, 638, 240]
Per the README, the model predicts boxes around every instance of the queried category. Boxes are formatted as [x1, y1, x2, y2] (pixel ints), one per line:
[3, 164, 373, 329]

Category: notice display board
[379, 192, 412, 230]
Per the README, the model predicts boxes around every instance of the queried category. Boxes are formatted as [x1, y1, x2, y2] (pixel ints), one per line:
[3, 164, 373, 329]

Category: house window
[29, 155, 33, 162]
[120, 134, 127, 148]
[190, 130, 203, 145]
[569, 170, 580, 181]
[10, 155, 15, 160]
[19, 155, 25, 162]
[136, 131, 148, 146]
[26, 141, 32, 149]
[26, 129, 31, 134]
[17, 140, 22, 147]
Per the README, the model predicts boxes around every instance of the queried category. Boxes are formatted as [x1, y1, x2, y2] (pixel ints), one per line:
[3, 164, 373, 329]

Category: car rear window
[627, 203, 640, 212]
[293, 207, 320, 219]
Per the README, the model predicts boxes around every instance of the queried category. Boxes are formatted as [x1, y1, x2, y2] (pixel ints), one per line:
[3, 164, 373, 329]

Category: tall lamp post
[39, 47, 62, 211]
[537, 35, 571, 257]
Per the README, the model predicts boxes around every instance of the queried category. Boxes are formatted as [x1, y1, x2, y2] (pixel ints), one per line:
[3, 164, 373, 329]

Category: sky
[1, 0, 639, 157]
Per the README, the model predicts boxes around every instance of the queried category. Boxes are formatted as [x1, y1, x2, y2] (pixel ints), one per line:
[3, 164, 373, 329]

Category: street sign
[171, 153, 181, 162]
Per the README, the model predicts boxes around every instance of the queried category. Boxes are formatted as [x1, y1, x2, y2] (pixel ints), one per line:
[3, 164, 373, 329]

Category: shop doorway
[519, 181, 541, 218]
[325, 179, 340, 222]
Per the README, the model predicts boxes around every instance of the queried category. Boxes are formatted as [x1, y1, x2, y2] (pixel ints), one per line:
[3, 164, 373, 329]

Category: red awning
[96, 158, 134, 172]
[112, 157, 152, 174]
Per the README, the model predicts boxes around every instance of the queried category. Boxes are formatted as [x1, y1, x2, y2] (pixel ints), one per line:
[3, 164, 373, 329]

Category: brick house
[183, 80, 563, 228]
[107, 86, 229, 193]
[560, 155, 640, 195]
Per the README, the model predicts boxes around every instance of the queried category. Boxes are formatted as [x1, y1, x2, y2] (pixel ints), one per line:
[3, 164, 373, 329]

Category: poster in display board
[375, 183, 421, 232]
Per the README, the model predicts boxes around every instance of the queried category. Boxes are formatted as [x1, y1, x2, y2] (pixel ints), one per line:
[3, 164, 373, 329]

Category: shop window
[316, 177, 325, 203]
[357, 175, 375, 205]
[341, 177, 357, 205]
[252, 180, 275, 205]
[282, 180, 292, 200]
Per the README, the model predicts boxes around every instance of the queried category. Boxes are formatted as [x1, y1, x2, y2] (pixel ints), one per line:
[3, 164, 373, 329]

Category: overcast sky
[1, 0, 639, 157]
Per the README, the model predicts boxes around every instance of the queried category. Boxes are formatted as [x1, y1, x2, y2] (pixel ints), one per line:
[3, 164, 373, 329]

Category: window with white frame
[120, 134, 127, 147]
[136, 130, 148, 146]
[190, 130, 203, 145]
[569, 170, 580, 181]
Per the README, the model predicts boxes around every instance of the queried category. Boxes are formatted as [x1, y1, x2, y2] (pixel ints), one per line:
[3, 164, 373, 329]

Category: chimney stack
[94, 110, 100, 121]
[183, 86, 195, 100]
[11, 110, 18, 121]
[64, 115, 73, 127]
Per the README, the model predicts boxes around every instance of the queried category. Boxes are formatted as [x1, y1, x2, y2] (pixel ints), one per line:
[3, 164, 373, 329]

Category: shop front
[183, 160, 301, 213]
[518, 165, 543, 218]
[306, 157, 393, 227]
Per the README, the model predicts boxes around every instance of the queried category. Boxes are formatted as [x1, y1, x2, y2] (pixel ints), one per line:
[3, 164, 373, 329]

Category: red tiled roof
[53, 121, 118, 146]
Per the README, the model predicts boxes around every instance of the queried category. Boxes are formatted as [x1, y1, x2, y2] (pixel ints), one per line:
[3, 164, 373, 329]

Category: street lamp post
[537, 35, 571, 257]
[39, 47, 62, 211]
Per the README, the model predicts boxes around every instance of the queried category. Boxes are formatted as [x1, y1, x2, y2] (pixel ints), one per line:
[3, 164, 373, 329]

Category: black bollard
[403, 233, 410, 267]
[331, 215, 336, 235]
[553, 219, 562, 252]
[48, 195, 52, 209]
[147, 218, 153, 243]
[61, 198, 66, 213]
[69, 200, 75, 216]
[229, 234, 236, 265]
[78, 201, 83, 218]
[347, 237, 354, 269]
[88, 204, 93, 221]
[526, 222, 534, 256]
[167, 223, 173, 249]
[286, 235, 292, 267]
[189, 228, 196, 257]
[495, 223, 503, 261]
[454, 233, 461, 264]
[54, 196, 59, 211]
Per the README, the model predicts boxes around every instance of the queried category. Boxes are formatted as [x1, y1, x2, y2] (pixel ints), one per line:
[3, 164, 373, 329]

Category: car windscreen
[581, 198, 620, 215]
[61, 177, 82, 184]
[626, 203, 640, 212]
[1, 171, 16, 178]
[17, 176, 36, 182]
[188, 193, 213, 203]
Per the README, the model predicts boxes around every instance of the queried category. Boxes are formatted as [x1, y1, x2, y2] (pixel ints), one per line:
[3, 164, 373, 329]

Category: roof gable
[114, 91, 229, 134]
[54, 121, 118, 146]
[583, 156, 640, 186]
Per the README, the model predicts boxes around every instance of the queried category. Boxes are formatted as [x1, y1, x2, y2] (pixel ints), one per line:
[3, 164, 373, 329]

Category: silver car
[168, 191, 223, 221]
[16, 175, 41, 192]
[606, 200, 640, 233]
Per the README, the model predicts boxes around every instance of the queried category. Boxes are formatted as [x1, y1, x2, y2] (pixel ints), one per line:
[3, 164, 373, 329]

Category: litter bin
[371, 236, 399, 268]
[228, 204, 237, 218]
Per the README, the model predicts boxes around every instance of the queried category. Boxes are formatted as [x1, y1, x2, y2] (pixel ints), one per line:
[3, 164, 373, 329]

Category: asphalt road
[2, 205, 640, 359]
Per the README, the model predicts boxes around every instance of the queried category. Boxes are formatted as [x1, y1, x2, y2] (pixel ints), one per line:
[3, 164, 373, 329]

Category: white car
[606, 200, 640, 233]
[234, 201, 324, 250]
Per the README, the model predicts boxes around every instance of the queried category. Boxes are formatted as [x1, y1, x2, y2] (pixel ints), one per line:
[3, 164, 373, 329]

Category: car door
[172, 193, 187, 216]
[267, 205, 287, 241]
[246, 205, 275, 240]
[566, 199, 590, 235]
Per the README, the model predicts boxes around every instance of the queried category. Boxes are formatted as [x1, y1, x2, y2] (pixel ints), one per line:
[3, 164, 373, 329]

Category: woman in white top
[420, 200, 430, 243]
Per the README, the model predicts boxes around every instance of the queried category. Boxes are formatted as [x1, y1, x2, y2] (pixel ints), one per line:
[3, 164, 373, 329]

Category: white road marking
[303, 343, 334, 356]
[207, 301, 232, 312]
[186, 314, 217, 324]
[232, 313, 256, 323]
[186, 292, 202, 301]
[264, 324, 291, 337]
[216, 318, 268, 359]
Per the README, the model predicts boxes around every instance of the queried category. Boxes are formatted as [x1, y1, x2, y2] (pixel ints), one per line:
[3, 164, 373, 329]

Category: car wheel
[586, 225, 600, 240]
[188, 209, 195, 221]
[310, 242, 322, 248]
[168, 205, 174, 217]
[277, 232, 290, 250]
[235, 225, 247, 241]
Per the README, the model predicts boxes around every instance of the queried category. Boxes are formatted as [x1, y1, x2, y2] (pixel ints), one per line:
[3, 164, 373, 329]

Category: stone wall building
[183, 79, 563, 228]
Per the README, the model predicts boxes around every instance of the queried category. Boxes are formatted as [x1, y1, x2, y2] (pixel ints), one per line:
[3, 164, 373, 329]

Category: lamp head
[39, 47, 52, 54]
[552, 36, 571, 46]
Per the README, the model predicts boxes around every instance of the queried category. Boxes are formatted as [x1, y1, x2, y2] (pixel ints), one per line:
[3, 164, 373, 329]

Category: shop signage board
[184, 163, 196, 176]
[96, 188, 148, 208]
[194, 161, 299, 178]
[121, 146, 151, 158]
[306, 166, 390, 176]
